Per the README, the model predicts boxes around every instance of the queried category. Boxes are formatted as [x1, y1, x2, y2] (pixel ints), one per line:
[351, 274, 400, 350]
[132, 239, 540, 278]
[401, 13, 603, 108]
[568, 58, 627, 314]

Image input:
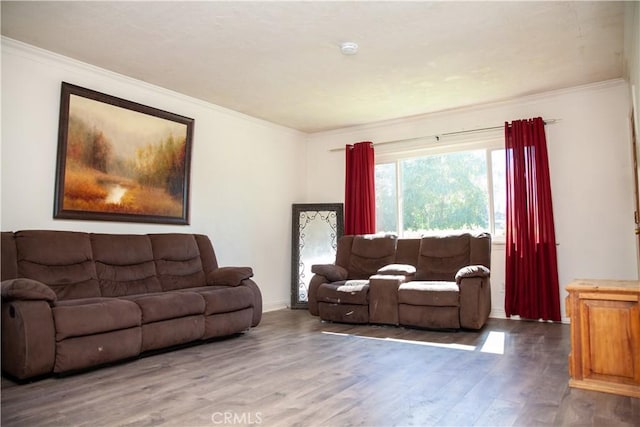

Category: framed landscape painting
[54, 82, 194, 224]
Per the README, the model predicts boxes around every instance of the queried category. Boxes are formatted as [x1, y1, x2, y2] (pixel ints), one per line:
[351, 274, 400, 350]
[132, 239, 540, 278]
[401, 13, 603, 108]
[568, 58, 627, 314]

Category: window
[375, 139, 505, 239]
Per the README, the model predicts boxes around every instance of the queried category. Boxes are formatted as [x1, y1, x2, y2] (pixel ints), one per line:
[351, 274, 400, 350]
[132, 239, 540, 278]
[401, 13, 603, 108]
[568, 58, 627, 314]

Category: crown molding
[311, 78, 628, 139]
[1, 36, 304, 137]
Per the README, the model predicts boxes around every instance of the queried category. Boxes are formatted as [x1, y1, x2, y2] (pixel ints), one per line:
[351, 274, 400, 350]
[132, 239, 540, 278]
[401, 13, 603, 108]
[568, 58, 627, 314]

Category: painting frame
[54, 82, 194, 225]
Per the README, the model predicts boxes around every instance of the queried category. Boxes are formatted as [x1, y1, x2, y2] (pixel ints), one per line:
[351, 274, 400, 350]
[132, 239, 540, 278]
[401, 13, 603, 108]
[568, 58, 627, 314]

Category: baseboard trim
[263, 301, 289, 313]
[490, 308, 507, 319]
[490, 309, 570, 324]
[263, 305, 571, 324]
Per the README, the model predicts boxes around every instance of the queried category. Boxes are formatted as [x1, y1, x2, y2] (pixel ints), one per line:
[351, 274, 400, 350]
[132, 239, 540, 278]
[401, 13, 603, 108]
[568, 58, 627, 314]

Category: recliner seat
[310, 234, 397, 324]
[308, 232, 491, 331]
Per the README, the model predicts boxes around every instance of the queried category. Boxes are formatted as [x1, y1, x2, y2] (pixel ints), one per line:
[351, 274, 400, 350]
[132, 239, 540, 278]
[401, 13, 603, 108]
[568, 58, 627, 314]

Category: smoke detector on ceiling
[340, 42, 359, 55]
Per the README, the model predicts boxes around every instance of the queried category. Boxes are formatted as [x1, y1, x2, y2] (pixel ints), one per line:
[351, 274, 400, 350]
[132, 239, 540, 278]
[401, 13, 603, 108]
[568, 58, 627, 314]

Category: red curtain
[345, 141, 376, 235]
[504, 118, 561, 321]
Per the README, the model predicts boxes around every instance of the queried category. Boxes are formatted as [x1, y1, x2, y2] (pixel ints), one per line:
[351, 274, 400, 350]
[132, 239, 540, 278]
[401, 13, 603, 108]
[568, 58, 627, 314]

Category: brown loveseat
[1, 230, 262, 381]
[308, 233, 491, 330]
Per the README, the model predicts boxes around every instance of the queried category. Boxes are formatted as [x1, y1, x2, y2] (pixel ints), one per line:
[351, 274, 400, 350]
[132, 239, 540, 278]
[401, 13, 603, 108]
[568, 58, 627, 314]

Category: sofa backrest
[469, 233, 492, 269]
[149, 234, 207, 291]
[331, 233, 490, 281]
[91, 233, 162, 297]
[395, 238, 420, 266]
[1, 232, 18, 281]
[335, 234, 397, 280]
[13, 230, 101, 300]
[193, 234, 220, 276]
[1, 230, 222, 299]
[415, 233, 491, 281]
[334, 235, 355, 270]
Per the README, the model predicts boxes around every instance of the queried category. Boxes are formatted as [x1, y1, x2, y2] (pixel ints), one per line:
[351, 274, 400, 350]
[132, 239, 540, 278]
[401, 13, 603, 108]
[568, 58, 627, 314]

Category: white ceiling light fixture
[340, 42, 359, 55]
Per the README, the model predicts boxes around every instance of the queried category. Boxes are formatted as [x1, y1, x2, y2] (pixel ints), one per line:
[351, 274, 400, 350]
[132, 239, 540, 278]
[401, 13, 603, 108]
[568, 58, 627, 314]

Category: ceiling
[1, 1, 626, 133]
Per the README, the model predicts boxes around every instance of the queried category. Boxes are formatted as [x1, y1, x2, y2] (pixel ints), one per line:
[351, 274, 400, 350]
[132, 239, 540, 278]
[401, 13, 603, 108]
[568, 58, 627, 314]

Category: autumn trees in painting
[134, 133, 186, 199]
[55, 83, 193, 224]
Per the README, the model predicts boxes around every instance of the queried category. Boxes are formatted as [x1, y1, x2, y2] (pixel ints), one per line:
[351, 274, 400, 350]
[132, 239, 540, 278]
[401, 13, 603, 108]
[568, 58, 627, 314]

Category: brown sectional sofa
[308, 233, 491, 330]
[1, 230, 262, 381]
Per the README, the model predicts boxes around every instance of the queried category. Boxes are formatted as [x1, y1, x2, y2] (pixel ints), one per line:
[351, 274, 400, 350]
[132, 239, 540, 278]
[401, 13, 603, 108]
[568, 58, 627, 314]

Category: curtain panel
[345, 141, 376, 235]
[504, 117, 561, 321]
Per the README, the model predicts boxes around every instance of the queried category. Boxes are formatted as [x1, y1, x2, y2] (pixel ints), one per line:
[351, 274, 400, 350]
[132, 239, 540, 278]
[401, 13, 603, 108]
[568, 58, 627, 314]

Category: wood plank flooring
[2, 309, 639, 426]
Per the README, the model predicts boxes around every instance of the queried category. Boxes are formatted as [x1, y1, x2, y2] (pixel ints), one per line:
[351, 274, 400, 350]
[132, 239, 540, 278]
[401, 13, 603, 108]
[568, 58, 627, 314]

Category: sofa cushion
[1, 278, 57, 302]
[124, 291, 205, 324]
[317, 280, 369, 305]
[188, 286, 254, 315]
[150, 234, 207, 291]
[347, 235, 397, 279]
[52, 298, 141, 341]
[415, 234, 470, 281]
[398, 281, 459, 307]
[15, 231, 100, 300]
[91, 234, 162, 297]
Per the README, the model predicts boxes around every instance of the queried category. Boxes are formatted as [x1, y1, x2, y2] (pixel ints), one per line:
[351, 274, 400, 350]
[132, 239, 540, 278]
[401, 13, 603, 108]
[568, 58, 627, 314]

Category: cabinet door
[579, 293, 640, 385]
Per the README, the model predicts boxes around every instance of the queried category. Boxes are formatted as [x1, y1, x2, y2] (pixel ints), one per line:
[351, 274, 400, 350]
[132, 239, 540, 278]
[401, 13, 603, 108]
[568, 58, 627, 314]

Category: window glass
[375, 162, 397, 234]
[491, 149, 506, 238]
[375, 143, 505, 239]
[400, 150, 488, 237]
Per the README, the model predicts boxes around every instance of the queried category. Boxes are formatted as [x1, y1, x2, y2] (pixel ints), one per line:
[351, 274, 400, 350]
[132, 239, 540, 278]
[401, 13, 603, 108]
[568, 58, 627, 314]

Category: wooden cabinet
[566, 279, 640, 398]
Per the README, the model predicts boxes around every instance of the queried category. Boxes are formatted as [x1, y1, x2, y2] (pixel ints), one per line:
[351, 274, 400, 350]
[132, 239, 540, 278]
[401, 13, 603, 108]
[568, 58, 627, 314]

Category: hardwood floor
[2, 309, 639, 426]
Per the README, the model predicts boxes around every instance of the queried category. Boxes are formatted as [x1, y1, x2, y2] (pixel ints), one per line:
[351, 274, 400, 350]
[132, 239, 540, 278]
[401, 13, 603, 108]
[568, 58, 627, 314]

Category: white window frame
[375, 134, 505, 241]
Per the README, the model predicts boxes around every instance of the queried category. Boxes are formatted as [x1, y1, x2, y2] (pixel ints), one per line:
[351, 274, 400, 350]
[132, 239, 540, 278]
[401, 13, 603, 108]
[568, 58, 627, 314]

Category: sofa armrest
[2, 299, 56, 379]
[311, 264, 348, 282]
[307, 274, 327, 316]
[377, 264, 416, 280]
[1, 278, 57, 303]
[307, 264, 348, 317]
[241, 278, 262, 327]
[207, 267, 253, 287]
[457, 273, 492, 330]
[455, 265, 490, 284]
[369, 274, 408, 325]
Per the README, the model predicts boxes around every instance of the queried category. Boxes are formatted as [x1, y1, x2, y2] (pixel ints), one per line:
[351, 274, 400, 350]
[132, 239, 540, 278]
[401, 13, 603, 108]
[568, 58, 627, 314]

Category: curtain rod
[329, 118, 560, 152]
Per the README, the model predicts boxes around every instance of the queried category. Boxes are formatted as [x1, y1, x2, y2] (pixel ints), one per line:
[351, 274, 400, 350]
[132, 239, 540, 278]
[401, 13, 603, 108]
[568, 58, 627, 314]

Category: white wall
[624, 1, 639, 134]
[624, 1, 640, 277]
[306, 79, 637, 321]
[0, 38, 307, 311]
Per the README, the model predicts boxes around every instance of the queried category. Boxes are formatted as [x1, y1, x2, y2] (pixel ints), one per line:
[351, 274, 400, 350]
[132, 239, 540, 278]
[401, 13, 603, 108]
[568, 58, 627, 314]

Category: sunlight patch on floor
[480, 331, 505, 354]
[322, 330, 506, 354]
[321, 331, 476, 351]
